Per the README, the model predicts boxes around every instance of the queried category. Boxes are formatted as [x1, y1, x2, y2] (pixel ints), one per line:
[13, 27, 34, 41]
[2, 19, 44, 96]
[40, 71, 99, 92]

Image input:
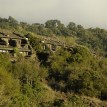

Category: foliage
[0, 16, 107, 106]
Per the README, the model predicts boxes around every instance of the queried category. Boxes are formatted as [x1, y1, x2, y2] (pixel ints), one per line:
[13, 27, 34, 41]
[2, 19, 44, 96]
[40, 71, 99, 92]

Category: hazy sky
[0, 0, 107, 28]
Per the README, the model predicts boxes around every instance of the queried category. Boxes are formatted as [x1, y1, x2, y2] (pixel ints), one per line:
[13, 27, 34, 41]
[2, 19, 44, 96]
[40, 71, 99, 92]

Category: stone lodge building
[0, 32, 32, 57]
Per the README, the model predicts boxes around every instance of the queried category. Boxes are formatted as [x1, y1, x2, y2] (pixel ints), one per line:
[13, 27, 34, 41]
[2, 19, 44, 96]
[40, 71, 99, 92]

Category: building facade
[0, 32, 32, 57]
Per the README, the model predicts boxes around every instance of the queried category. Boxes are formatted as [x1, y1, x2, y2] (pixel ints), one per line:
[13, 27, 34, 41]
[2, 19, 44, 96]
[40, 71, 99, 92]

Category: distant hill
[0, 16, 107, 107]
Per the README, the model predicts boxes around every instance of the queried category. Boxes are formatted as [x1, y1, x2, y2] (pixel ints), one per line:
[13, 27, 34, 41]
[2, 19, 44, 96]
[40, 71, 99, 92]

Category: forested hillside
[0, 16, 107, 107]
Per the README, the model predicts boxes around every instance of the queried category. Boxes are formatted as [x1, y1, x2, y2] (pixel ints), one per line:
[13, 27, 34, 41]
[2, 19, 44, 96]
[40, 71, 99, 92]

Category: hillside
[0, 16, 107, 107]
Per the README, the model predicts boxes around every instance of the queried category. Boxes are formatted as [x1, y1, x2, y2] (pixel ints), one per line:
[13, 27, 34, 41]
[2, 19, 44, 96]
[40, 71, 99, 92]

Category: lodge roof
[0, 32, 24, 39]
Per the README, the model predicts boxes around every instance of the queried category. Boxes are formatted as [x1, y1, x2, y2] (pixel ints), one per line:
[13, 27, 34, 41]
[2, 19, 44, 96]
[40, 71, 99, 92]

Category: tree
[0, 67, 20, 107]
[8, 16, 18, 24]
[67, 22, 76, 30]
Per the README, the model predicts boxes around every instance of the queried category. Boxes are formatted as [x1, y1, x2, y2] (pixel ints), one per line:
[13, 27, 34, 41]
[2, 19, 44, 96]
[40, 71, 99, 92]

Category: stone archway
[21, 39, 27, 47]
[9, 39, 17, 47]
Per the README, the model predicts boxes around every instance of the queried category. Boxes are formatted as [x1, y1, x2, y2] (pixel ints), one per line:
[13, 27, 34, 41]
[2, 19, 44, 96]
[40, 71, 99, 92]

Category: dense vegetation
[0, 16, 107, 107]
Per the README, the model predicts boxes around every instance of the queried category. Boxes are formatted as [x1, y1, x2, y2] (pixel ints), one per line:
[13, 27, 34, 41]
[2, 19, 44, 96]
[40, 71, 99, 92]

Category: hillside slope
[0, 17, 107, 107]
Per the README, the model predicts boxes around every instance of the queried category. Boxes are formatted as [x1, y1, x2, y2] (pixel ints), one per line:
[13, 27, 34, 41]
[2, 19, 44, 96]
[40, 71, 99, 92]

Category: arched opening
[9, 39, 17, 47]
[0, 38, 7, 46]
[21, 39, 27, 47]
[28, 51, 32, 56]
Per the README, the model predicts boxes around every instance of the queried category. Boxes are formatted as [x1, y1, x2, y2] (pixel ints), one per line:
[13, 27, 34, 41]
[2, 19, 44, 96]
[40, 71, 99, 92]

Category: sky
[0, 0, 107, 28]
